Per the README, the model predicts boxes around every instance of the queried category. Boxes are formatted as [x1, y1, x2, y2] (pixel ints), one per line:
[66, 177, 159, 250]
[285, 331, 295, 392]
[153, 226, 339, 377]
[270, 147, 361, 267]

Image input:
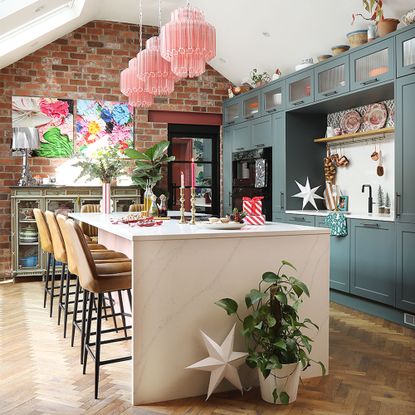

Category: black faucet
[361, 184, 373, 213]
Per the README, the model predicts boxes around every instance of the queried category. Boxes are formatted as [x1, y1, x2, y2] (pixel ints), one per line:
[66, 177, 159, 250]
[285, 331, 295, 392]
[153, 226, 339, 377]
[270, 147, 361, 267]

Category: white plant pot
[258, 362, 301, 404]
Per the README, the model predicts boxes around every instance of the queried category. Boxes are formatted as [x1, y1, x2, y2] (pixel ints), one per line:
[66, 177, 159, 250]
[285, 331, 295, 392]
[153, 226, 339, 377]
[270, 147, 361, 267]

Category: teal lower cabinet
[315, 216, 350, 293]
[284, 213, 315, 226]
[272, 211, 285, 223]
[350, 219, 396, 306]
[396, 223, 415, 313]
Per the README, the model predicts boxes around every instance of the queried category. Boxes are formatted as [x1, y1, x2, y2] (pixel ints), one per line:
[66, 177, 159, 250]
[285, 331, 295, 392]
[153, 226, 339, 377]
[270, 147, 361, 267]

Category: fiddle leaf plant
[124, 141, 175, 190]
[215, 260, 325, 404]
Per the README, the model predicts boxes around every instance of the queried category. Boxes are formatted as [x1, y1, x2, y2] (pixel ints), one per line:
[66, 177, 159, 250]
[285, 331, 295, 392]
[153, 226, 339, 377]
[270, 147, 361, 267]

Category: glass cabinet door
[286, 70, 314, 108]
[315, 56, 349, 100]
[16, 199, 41, 271]
[397, 28, 415, 77]
[114, 198, 137, 212]
[242, 93, 261, 120]
[262, 82, 284, 113]
[223, 100, 241, 125]
[351, 39, 394, 90]
[46, 199, 75, 215]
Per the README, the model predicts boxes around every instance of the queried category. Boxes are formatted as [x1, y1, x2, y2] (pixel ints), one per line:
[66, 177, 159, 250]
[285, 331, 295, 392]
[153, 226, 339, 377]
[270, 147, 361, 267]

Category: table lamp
[12, 127, 40, 186]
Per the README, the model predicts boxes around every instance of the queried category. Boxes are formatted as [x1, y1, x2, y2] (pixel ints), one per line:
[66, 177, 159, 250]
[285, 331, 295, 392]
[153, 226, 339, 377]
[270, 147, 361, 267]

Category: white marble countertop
[69, 212, 329, 242]
[285, 210, 395, 222]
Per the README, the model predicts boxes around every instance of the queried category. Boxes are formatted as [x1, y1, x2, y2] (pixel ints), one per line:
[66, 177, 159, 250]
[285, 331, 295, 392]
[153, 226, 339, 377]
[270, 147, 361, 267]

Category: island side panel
[132, 232, 329, 405]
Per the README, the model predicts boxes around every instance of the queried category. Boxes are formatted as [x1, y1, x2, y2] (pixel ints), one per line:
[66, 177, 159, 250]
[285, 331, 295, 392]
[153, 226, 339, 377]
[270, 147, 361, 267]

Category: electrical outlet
[404, 313, 415, 327]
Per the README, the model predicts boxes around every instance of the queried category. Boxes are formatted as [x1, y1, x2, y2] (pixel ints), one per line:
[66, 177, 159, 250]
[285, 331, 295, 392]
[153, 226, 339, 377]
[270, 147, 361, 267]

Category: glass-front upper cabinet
[114, 198, 137, 212]
[315, 56, 349, 101]
[286, 69, 314, 109]
[242, 91, 261, 120]
[262, 81, 285, 113]
[397, 27, 415, 78]
[223, 99, 241, 125]
[350, 38, 394, 90]
[46, 198, 76, 215]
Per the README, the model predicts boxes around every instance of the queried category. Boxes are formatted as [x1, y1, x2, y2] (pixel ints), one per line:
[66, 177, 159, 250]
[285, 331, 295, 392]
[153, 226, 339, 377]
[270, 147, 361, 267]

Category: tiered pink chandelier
[160, 1, 216, 78]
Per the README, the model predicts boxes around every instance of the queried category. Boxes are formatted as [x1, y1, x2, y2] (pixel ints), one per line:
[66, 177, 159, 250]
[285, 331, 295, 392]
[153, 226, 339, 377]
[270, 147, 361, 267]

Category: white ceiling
[0, 0, 414, 84]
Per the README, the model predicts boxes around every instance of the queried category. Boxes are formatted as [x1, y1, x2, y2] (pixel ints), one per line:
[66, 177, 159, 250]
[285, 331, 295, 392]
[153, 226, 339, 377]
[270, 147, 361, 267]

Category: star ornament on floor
[186, 324, 248, 400]
[292, 177, 324, 210]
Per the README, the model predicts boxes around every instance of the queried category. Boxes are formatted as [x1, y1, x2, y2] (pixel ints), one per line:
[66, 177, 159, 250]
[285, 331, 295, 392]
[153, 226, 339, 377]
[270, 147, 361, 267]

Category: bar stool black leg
[71, 277, 81, 347]
[80, 289, 88, 364]
[49, 257, 56, 318]
[94, 293, 103, 399]
[57, 263, 66, 325]
[43, 253, 51, 308]
[63, 268, 71, 338]
[107, 292, 118, 333]
[118, 290, 128, 338]
[83, 291, 94, 374]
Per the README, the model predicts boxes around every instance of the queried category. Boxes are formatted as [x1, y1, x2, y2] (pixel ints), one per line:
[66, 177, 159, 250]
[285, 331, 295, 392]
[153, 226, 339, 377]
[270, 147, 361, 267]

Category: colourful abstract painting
[12, 96, 74, 158]
[75, 100, 134, 154]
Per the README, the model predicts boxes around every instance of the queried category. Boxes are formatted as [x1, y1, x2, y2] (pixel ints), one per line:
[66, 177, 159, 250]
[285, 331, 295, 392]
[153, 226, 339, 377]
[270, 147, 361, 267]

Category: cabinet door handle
[323, 90, 338, 97]
[266, 108, 277, 113]
[292, 99, 304, 106]
[362, 77, 379, 85]
[255, 144, 265, 148]
[226, 120, 236, 125]
[361, 223, 380, 228]
[245, 115, 254, 120]
[396, 192, 401, 217]
[235, 147, 245, 151]
[293, 217, 306, 222]
[280, 192, 284, 210]
[229, 192, 233, 202]
[410, 65, 415, 71]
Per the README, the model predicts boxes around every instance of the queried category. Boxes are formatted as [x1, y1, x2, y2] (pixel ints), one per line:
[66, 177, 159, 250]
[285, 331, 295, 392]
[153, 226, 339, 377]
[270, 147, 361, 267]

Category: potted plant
[215, 260, 325, 405]
[385, 192, 391, 214]
[377, 185, 385, 214]
[249, 69, 271, 88]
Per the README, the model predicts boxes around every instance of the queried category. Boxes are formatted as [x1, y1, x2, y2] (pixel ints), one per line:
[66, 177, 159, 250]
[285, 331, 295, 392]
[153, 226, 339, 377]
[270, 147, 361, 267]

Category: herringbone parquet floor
[1, 281, 414, 415]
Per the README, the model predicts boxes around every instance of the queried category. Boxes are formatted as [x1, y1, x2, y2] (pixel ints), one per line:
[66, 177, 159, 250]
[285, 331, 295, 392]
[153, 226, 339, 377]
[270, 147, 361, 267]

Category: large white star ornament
[186, 324, 248, 400]
[292, 177, 324, 210]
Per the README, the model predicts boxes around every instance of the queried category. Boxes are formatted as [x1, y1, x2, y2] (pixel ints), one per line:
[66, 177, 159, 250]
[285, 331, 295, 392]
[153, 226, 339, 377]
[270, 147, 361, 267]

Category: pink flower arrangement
[40, 98, 69, 119]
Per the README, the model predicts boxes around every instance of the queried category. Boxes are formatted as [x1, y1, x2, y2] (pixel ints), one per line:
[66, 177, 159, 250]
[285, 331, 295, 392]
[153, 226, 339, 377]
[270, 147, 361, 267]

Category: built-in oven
[232, 147, 272, 220]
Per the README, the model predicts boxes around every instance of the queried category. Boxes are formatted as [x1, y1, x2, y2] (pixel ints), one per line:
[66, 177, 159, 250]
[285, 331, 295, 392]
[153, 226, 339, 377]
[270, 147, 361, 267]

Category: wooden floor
[1, 282, 415, 415]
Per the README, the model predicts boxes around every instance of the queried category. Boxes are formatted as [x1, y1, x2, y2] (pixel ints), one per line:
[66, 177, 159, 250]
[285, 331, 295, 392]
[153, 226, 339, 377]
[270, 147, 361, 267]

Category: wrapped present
[244, 214, 266, 226]
[242, 196, 264, 216]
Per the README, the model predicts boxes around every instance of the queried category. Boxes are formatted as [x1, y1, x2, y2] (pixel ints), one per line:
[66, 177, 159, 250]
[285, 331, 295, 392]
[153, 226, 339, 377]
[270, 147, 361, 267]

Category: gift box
[242, 196, 264, 216]
[244, 214, 266, 225]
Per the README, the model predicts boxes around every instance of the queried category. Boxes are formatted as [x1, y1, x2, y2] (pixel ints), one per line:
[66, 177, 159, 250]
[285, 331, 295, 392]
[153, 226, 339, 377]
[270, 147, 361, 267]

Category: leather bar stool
[80, 204, 101, 243]
[33, 208, 57, 317]
[128, 203, 144, 212]
[64, 218, 132, 399]
[56, 214, 130, 360]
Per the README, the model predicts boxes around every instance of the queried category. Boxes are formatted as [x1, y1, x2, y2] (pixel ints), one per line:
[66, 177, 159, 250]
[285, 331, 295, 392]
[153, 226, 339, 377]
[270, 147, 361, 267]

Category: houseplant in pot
[215, 260, 325, 404]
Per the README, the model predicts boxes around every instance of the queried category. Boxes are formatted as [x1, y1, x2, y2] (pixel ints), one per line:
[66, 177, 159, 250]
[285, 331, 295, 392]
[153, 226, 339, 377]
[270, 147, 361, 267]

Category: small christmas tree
[385, 192, 391, 214]
[377, 185, 385, 213]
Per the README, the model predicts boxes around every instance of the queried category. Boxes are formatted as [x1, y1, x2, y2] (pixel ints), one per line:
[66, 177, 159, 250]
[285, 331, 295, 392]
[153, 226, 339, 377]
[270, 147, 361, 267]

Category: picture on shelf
[338, 195, 349, 212]
[75, 100, 134, 155]
[12, 96, 74, 158]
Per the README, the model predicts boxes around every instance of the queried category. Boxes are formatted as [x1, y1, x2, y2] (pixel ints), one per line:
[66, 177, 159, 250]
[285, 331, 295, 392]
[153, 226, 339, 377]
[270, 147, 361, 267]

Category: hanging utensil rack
[314, 127, 394, 146]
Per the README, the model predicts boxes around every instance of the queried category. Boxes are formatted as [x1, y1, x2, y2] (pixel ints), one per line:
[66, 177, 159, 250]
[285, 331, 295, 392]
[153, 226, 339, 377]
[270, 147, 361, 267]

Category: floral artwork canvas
[12, 96, 74, 158]
[75, 100, 134, 154]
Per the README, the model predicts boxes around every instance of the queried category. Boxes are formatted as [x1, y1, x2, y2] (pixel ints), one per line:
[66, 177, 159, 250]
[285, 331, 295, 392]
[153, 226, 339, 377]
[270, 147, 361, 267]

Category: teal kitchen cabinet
[350, 220, 396, 306]
[315, 215, 350, 293]
[261, 80, 285, 114]
[284, 213, 315, 226]
[396, 223, 415, 313]
[251, 116, 273, 149]
[396, 73, 415, 224]
[396, 26, 415, 78]
[232, 122, 251, 152]
[314, 55, 350, 101]
[286, 69, 314, 109]
[272, 112, 285, 213]
[241, 90, 262, 122]
[272, 212, 285, 223]
[223, 96, 242, 126]
[222, 126, 234, 214]
[350, 38, 395, 90]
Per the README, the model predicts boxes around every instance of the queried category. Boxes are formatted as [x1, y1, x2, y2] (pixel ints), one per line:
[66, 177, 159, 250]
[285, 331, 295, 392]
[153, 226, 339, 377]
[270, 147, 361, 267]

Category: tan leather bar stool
[80, 204, 101, 242]
[65, 218, 132, 399]
[57, 214, 130, 362]
[33, 208, 57, 317]
[128, 203, 144, 212]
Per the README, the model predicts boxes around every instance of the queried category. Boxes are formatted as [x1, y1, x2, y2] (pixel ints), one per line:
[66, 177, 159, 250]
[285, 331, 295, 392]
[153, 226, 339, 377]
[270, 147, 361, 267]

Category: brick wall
[0, 20, 229, 276]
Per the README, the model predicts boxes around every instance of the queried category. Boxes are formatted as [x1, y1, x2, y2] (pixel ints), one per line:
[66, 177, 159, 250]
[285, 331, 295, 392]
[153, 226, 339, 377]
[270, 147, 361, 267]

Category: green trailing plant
[216, 260, 325, 404]
[74, 145, 125, 184]
[249, 68, 271, 87]
[377, 184, 384, 207]
[124, 141, 175, 190]
[352, 0, 384, 24]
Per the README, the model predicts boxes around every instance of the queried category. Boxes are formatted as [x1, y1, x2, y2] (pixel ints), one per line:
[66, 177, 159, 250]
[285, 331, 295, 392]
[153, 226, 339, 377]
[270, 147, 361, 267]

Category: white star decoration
[292, 177, 324, 210]
[186, 324, 248, 400]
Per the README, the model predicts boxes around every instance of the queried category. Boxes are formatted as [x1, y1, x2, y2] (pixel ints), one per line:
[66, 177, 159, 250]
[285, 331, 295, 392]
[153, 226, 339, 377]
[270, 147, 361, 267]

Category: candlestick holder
[189, 187, 196, 225]
[179, 187, 186, 224]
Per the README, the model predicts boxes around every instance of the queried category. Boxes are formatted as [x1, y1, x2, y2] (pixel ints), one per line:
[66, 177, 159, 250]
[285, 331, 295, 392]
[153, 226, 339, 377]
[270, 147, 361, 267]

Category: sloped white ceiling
[0, 0, 413, 84]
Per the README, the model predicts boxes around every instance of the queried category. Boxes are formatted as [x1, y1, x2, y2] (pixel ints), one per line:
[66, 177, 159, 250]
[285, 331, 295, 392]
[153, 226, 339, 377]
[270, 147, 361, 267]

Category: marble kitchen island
[70, 213, 330, 405]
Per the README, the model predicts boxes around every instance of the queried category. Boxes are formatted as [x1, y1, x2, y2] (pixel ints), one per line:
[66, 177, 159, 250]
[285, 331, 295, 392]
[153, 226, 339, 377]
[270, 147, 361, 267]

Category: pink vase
[102, 182, 111, 214]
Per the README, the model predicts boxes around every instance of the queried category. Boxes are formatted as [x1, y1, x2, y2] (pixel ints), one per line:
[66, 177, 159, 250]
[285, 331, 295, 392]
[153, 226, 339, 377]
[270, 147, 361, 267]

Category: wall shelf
[314, 127, 395, 144]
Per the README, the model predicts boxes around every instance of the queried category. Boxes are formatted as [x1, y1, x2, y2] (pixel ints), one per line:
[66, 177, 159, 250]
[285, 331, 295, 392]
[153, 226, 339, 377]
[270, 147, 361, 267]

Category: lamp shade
[12, 127, 40, 150]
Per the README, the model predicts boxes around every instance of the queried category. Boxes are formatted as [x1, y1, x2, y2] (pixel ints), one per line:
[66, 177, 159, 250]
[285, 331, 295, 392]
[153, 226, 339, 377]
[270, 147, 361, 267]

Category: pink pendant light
[160, 2, 216, 78]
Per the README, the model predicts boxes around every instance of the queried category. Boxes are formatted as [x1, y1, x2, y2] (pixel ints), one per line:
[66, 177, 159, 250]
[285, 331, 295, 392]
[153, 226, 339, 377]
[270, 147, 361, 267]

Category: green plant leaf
[245, 289, 265, 308]
[266, 314, 277, 328]
[281, 260, 296, 270]
[292, 284, 304, 297]
[124, 148, 150, 160]
[266, 356, 282, 370]
[279, 391, 290, 405]
[317, 360, 326, 376]
[215, 298, 238, 315]
[243, 315, 255, 333]
[273, 339, 287, 350]
[262, 271, 279, 283]
[303, 317, 319, 330]
[275, 291, 287, 305]
[246, 354, 258, 368]
[272, 388, 278, 404]
[294, 280, 310, 297]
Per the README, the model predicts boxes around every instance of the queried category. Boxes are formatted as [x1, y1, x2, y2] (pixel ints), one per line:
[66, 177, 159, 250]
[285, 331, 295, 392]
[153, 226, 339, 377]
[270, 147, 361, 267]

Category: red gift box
[244, 214, 266, 226]
[242, 196, 264, 216]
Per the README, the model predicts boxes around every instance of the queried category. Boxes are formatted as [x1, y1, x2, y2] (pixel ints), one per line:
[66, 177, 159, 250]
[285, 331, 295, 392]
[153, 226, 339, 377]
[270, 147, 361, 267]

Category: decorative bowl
[402, 8, 415, 25]
[331, 45, 350, 55]
[20, 256, 38, 267]
[317, 54, 332, 62]
[347, 30, 368, 48]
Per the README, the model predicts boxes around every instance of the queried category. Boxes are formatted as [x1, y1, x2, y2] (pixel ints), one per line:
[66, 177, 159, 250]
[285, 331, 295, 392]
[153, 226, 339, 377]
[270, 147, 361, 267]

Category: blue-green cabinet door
[350, 220, 396, 306]
[284, 213, 315, 226]
[251, 115, 273, 149]
[315, 216, 350, 293]
[232, 122, 251, 152]
[223, 96, 242, 126]
[396, 223, 415, 313]
[396, 26, 415, 78]
[222, 126, 234, 214]
[396, 74, 415, 223]
[286, 69, 314, 109]
[272, 112, 285, 213]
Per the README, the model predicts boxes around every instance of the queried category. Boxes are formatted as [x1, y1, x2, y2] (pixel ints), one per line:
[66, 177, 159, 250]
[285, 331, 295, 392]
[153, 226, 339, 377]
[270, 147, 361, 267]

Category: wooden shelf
[314, 127, 395, 143]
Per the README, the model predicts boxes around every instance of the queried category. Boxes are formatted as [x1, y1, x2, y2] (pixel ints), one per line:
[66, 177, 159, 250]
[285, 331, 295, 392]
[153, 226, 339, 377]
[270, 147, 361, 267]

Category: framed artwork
[12, 96, 74, 158]
[75, 100, 134, 155]
[338, 195, 349, 212]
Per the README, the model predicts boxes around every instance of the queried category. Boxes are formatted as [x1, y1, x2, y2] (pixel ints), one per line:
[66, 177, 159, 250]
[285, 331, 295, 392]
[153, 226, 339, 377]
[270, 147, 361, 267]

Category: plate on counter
[340, 110, 361, 134]
[197, 222, 246, 230]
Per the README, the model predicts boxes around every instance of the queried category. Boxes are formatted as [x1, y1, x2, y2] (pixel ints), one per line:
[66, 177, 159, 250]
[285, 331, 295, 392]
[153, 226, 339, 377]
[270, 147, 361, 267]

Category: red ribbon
[242, 196, 264, 215]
